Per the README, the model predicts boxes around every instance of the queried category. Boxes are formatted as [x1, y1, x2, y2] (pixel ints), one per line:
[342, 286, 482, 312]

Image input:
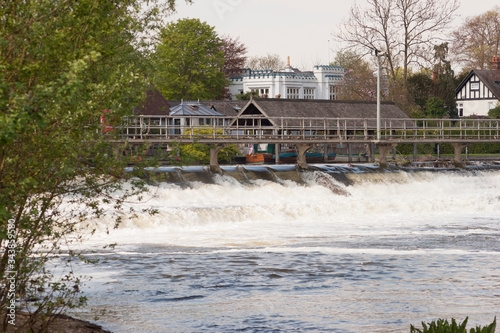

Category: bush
[410, 317, 496, 333]
[488, 105, 500, 119]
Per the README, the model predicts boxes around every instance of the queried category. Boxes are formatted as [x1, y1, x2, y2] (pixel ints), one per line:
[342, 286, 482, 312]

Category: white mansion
[228, 58, 346, 101]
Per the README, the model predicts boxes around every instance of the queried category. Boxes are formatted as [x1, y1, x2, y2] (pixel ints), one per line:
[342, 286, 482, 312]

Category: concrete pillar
[369, 143, 376, 163]
[209, 144, 226, 173]
[451, 143, 468, 168]
[377, 143, 397, 167]
[296, 143, 313, 169]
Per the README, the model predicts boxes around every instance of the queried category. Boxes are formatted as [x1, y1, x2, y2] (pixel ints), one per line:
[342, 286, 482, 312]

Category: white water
[69, 166, 500, 332]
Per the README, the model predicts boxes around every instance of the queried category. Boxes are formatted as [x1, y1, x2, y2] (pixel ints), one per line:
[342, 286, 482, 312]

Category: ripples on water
[68, 164, 500, 332]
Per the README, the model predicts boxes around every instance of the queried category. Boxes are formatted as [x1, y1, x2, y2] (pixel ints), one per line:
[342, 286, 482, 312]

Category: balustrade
[115, 116, 500, 143]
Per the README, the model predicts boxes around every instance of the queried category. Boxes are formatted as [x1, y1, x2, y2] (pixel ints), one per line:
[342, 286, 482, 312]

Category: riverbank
[1, 311, 111, 333]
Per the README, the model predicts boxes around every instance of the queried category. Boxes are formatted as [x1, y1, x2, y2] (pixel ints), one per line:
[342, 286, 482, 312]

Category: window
[457, 103, 463, 117]
[329, 85, 340, 100]
[303, 88, 315, 99]
[251, 88, 270, 97]
[287, 87, 300, 99]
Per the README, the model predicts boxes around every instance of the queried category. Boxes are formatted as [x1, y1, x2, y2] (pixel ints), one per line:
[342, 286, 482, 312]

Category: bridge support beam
[377, 143, 397, 167]
[296, 143, 313, 170]
[451, 143, 468, 168]
[209, 144, 226, 174]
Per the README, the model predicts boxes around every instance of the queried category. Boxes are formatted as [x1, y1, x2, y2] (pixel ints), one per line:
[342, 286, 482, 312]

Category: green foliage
[180, 143, 238, 164]
[152, 18, 227, 100]
[407, 44, 458, 118]
[236, 91, 260, 100]
[408, 71, 434, 110]
[424, 97, 448, 118]
[178, 128, 238, 164]
[488, 105, 500, 119]
[0, 0, 187, 330]
[410, 317, 496, 333]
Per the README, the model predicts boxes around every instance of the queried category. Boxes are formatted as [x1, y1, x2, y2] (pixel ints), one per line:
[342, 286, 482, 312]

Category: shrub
[410, 317, 496, 333]
[488, 105, 500, 119]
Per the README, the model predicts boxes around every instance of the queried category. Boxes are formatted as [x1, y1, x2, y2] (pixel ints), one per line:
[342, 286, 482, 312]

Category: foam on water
[64, 165, 500, 332]
[76, 168, 500, 250]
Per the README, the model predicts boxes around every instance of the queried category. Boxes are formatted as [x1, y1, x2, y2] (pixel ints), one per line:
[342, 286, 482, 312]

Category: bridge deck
[117, 116, 500, 145]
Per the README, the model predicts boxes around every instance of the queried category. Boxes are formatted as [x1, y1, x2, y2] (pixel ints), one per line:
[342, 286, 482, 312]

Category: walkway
[116, 116, 500, 169]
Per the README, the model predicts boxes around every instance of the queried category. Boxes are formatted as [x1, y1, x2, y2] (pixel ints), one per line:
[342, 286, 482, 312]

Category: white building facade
[229, 62, 346, 101]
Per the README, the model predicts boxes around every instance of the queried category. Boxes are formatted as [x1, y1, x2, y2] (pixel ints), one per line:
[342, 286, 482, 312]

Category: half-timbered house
[455, 57, 500, 117]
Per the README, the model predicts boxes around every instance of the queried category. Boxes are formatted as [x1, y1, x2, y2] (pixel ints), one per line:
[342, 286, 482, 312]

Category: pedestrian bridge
[116, 115, 500, 169]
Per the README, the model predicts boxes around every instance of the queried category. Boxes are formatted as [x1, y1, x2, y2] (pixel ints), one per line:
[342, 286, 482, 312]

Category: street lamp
[374, 49, 385, 141]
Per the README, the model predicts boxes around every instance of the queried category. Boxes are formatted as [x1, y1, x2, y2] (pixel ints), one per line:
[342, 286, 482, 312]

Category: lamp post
[374, 49, 383, 141]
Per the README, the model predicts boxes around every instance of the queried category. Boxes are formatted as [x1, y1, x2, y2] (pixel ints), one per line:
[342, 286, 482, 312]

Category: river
[68, 163, 500, 332]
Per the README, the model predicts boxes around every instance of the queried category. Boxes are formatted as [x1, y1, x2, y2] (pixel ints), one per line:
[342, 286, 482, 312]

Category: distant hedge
[397, 143, 500, 155]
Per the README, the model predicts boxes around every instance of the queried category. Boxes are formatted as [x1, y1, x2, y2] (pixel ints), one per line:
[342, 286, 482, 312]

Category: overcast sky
[168, 0, 498, 69]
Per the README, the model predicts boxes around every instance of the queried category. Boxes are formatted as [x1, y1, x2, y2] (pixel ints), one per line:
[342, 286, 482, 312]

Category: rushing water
[68, 164, 500, 332]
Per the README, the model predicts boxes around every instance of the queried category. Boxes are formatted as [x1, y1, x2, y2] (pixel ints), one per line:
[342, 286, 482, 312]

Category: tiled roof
[472, 70, 500, 99]
[231, 98, 409, 127]
[133, 86, 171, 116]
[169, 101, 226, 117]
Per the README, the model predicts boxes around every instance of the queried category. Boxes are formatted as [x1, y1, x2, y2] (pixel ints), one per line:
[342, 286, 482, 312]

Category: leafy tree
[0, 0, 188, 330]
[178, 128, 238, 163]
[246, 53, 285, 71]
[221, 35, 247, 99]
[153, 18, 227, 100]
[407, 44, 457, 118]
[424, 97, 448, 118]
[452, 6, 500, 71]
[222, 35, 248, 77]
[180, 143, 238, 164]
[408, 71, 434, 110]
[488, 105, 500, 119]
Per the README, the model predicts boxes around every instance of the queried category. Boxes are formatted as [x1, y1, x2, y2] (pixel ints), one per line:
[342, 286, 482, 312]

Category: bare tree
[451, 6, 500, 71]
[246, 53, 285, 71]
[334, 0, 459, 87]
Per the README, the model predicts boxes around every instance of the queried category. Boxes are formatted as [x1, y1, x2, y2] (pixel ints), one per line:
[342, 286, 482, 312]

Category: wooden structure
[118, 97, 500, 169]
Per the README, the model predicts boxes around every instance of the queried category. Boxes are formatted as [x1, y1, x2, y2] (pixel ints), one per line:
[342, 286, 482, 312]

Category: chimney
[492, 57, 500, 70]
[287, 56, 290, 67]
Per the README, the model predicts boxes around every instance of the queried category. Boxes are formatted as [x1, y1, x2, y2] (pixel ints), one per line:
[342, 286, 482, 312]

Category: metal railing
[116, 116, 500, 143]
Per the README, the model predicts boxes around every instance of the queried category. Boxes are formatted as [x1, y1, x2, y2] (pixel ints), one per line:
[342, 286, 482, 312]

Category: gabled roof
[230, 98, 409, 128]
[456, 70, 500, 99]
[165, 100, 247, 117]
[206, 100, 248, 117]
[133, 86, 171, 116]
[169, 101, 225, 117]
